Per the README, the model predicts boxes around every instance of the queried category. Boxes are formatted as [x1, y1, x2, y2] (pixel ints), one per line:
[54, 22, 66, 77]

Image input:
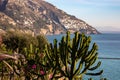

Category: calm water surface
[46, 33, 120, 80]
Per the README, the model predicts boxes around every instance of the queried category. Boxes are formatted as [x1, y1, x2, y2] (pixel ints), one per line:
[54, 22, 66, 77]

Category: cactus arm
[30, 44, 33, 54]
[85, 52, 98, 65]
[80, 62, 91, 74]
[86, 70, 103, 76]
[60, 37, 66, 65]
[58, 65, 68, 77]
[70, 33, 78, 78]
[85, 45, 98, 61]
[45, 45, 52, 61]
[88, 61, 101, 71]
[71, 32, 81, 69]
[73, 61, 83, 76]
[45, 45, 55, 68]
[53, 39, 58, 64]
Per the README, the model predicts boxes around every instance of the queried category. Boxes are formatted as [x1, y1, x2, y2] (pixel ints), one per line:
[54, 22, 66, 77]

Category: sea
[46, 33, 120, 80]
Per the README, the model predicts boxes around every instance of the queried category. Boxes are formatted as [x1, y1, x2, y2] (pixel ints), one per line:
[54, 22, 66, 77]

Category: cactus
[45, 31, 103, 80]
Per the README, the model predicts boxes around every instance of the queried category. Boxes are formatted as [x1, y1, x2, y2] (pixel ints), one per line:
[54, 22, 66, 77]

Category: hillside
[0, 0, 99, 35]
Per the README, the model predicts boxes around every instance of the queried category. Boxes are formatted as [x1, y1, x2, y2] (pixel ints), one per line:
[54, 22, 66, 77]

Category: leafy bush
[13, 44, 48, 80]
[37, 34, 48, 52]
[2, 30, 48, 53]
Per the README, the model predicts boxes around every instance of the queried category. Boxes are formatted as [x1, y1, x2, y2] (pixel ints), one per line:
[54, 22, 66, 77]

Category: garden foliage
[0, 31, 107, 80]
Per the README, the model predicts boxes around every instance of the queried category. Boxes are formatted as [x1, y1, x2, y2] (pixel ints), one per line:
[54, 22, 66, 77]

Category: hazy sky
[45, 0, 120, 32]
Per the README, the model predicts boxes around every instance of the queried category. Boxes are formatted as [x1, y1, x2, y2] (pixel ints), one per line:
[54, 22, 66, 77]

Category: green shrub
[13, 44, 48, 80]
[36, 34, 48, 52]
[2, 31, 48, 53]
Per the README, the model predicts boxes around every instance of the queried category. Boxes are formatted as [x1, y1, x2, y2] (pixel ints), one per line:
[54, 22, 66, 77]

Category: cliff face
[0, 0, 99, 35]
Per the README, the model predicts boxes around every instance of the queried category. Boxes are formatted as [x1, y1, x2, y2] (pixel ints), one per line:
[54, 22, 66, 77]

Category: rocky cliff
[0, 0, 99, 35]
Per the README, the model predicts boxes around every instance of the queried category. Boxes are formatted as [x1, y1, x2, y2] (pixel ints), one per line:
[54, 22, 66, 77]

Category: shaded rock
[0, 0, 8, 11]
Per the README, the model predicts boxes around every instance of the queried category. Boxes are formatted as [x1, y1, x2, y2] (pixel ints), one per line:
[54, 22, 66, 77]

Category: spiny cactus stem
[74, 61, 83, 76]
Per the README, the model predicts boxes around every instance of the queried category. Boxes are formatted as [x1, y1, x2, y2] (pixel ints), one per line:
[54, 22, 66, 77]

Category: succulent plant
[45, 31, 103, 80]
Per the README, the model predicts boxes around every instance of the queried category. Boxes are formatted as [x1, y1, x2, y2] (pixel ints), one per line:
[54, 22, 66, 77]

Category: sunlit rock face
[0, 0, 99, 35]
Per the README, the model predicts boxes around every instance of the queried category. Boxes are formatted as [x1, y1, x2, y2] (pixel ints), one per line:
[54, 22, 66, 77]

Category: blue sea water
[46, 33, 120, 80]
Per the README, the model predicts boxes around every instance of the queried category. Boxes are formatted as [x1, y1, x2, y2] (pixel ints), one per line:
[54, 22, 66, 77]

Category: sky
[45, 0, 120, 32]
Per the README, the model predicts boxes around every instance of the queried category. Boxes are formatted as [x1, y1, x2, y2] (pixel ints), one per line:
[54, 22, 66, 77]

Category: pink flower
[40, 70, 45, 75]
[49, 74, 53, 79]
[32, 64, 36, 69]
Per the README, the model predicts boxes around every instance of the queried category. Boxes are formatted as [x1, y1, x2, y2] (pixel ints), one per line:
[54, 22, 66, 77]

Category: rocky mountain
[0, 0, 99, 35]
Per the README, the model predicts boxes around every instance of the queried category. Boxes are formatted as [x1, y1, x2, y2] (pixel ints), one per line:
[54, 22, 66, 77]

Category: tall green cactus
[45, 31, 103, 80]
